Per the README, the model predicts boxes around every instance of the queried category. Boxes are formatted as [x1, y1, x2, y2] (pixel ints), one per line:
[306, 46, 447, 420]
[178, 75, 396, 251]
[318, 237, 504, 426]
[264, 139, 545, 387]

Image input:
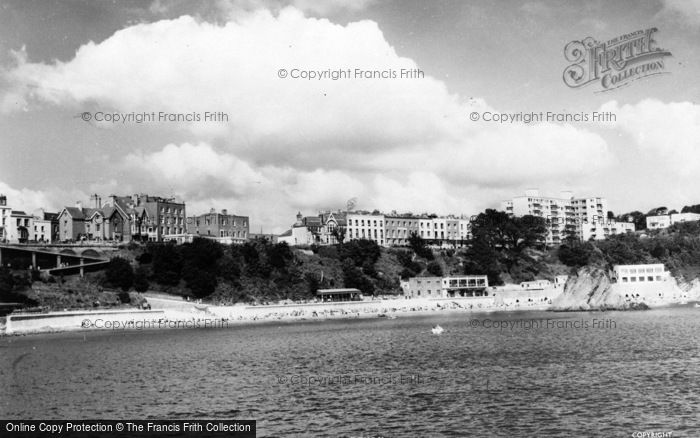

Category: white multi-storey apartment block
[502, 189, 634, 245]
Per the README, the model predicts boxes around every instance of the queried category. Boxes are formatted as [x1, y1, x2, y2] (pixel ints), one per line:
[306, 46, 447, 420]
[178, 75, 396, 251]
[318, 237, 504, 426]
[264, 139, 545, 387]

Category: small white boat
[431, 325, 444, 335]
[694, 303, 700, 308]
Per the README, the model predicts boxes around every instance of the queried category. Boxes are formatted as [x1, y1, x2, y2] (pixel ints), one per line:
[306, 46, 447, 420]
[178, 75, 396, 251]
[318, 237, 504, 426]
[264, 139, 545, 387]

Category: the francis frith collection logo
[563, 28, 672, 92]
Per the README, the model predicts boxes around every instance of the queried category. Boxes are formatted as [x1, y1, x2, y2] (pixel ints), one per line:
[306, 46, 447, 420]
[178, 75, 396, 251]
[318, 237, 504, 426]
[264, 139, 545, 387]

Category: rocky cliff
[551, 266, 697, 311]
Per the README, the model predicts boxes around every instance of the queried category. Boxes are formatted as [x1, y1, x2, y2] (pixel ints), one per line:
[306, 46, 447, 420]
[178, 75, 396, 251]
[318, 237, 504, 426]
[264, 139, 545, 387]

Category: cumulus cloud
[600, 99, 700, 176]
[124, 142, 268, 199]
[0, 180, 89, 214]
[1, 7, 620, 230]
[658, 0, 700, 26]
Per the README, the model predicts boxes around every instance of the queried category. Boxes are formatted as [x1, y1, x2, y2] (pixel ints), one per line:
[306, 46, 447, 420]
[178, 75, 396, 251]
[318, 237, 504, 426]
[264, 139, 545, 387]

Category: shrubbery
[104, 257, 134, 291]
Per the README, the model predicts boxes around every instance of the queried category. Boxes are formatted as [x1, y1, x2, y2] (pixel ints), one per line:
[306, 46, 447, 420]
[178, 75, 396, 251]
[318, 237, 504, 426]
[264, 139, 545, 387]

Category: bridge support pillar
[31, 252, 36, 269]
[80, 257, 84, 277]
[56, 254, 61, 268]
[0, 247, 2, 266]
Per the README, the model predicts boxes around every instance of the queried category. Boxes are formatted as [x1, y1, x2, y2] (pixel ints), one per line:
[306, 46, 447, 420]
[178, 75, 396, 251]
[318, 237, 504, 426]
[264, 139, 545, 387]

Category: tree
[181, 238, 224, 297]
[469, 209, 511, 249]
[394, 250, 422, 274]
[681, 204, 700, 214]
[133, 266, 149, 292]
[511, 215, 547, 250]
[149, 242, 183, 286]
[105, 257, 134, 291]
[339, 239, 381, 267]
[183, 268, 217, 298]
[616, 211, 646, 231]
[558, 242, 594, 267]
[341, 258, 374, 295]
[463, 237, 502, 285]
[562, 227, 580, 245]
[399, 268, 415, 280]
[470, 210, 546, 251]
[331, 226, 346, 244]
[427, 261, 443, 276]
[408, 232, 433, 260]
[647, 206, 668, 216]
[267, 242, 293, 269]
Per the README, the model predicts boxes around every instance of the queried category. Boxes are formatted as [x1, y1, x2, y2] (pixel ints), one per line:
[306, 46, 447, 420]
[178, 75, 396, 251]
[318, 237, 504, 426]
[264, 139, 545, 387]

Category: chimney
[210, 207, 216, 214]
[91, 193, 101, 208]
[0, 194, 6, 206]
[76, 201, 83, 210]
[108, 195, 117, 207]
[221, 209, 228, 216]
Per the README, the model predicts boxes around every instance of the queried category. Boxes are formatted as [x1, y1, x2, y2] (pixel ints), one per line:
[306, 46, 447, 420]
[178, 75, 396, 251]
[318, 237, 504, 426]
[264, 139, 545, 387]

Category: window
[648, 276, 653, 282]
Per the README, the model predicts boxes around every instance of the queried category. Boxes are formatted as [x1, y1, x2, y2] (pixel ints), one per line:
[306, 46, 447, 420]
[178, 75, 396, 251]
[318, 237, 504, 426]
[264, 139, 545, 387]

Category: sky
[1, 0, 699, 233]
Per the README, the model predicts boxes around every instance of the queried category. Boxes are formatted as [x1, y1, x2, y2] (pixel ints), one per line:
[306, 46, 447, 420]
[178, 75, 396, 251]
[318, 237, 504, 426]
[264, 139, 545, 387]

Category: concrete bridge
[0, 244, 112, 277]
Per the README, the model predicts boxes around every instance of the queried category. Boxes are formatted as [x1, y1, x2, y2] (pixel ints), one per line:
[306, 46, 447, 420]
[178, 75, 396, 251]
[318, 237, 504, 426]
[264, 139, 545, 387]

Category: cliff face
[551, 266, 611, 311]
[550, 266, 691, 311]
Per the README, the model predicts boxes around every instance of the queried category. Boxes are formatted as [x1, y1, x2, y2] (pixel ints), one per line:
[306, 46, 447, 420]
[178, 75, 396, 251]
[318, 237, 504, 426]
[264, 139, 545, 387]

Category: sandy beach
[4, 280, 698, 336]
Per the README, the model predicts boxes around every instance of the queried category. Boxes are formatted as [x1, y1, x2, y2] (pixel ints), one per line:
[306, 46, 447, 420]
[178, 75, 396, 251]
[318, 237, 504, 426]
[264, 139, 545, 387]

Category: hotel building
[502, 189, 634, 245]
[385, 214, 419, 247]
[187, 208, 249, 244]
[105, 194, 186, 242]
[346, 212, 385, 246]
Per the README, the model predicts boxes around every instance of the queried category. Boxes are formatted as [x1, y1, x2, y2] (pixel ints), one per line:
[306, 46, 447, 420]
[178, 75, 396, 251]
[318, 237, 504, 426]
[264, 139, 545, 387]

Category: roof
[62, 207, 85, 219]
[321, 211, 347, 226]
[83, 208, 101, 219]
[316, 288, 362, 295]
[101, 206, 118, 218]
[278, 229, 292, 237]
[302, 216, 322, 226]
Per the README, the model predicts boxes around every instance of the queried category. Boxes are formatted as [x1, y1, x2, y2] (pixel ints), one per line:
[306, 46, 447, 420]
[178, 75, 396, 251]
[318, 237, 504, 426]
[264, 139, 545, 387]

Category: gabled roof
[302, 216, 322, 226]
[83, 208, 102, 220]
[322, 211, 347, 226]
[279, 229, 292, 237]
[43, 212, 59, 221]
[101, 206, 119, 219]
[61, 207, 85, 219]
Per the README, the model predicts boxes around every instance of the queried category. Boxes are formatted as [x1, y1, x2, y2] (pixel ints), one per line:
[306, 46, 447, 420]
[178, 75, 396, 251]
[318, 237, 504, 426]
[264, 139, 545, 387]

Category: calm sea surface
[1, 308, 699, 437]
